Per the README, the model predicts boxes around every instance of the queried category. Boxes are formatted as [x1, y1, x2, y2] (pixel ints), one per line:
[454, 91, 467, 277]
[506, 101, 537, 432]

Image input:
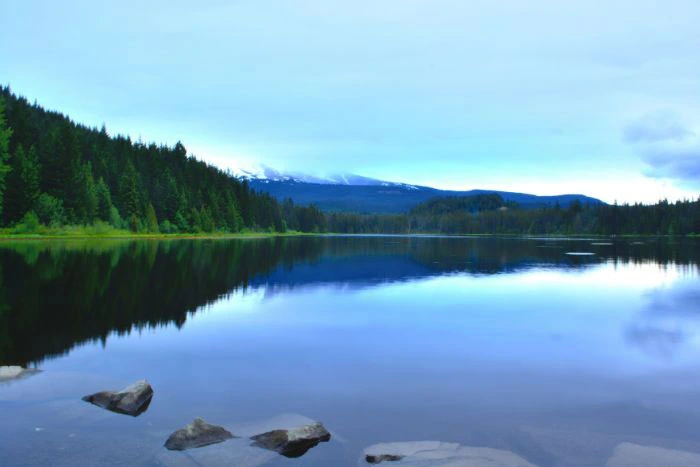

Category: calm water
[1, 235, 700, 466]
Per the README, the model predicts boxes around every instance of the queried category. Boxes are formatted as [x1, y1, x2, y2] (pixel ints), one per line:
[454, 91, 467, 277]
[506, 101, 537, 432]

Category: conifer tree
[95, 177, 113, 222]
[119, 162, 141, 220]
[82, 162, 99, 223]
[0, 96, 12, 217]
[3, 144, 40, 223]
[145, 202, 159, 233]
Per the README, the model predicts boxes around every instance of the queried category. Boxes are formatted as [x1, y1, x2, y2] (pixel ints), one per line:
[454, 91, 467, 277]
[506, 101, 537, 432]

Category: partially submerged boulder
[362, 441, 538, 466]
[155, 414, 333, 466]
[164, 418, 236, 451]
[82, 379, 154, 416]
[0, 366, 41, 383]
[251, 421, 331, 458]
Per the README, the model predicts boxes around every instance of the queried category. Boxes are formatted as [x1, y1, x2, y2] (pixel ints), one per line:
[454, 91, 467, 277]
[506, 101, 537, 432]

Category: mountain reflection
[1, 236, 698, 366]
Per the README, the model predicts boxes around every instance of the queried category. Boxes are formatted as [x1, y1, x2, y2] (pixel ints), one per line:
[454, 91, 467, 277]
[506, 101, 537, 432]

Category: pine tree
[224, 193, 243, 232]
[199, 207, 214, 233]
[4, 145, 41, 223]
[0, 95, 12, 217]
[119, 162, 141, 219]
[65, 160, 98, 224]
[24, 146, 41, 209]
[162, 170, 182, 220]
[145, 202, 159, 233]
[82, 163, 99, 223]
[41, 122, 76, 202]
[95, 177, 113, 222]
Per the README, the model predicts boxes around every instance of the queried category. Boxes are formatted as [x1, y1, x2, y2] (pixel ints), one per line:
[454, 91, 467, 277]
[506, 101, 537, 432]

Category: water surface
[1, 236, 699, 466]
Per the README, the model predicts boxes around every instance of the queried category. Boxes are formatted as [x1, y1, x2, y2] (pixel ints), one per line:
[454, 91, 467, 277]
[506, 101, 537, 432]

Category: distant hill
[244, 176, 604, 213]
[410, 194, 512, 216]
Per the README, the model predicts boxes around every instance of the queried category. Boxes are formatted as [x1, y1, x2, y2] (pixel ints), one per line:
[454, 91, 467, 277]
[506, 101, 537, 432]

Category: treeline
[326, 195, 700, 236]
[0, 87, 315, 233]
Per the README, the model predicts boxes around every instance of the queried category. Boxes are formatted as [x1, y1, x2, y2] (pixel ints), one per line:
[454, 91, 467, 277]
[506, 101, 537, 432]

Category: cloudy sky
[2, 0, 699, 202]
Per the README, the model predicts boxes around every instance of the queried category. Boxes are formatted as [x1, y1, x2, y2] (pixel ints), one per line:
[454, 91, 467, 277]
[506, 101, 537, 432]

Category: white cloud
[624, 112, 700, 186]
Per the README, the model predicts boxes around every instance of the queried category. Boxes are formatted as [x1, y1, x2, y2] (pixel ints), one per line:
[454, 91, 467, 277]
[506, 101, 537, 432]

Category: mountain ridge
[233, 166, 604, 213]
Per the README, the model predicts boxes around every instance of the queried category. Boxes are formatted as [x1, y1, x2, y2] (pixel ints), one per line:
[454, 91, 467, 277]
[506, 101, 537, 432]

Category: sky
[2, 0, 700, 203]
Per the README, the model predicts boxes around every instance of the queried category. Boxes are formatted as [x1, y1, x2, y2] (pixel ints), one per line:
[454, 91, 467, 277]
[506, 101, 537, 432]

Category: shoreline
[0, 232, 695, 241]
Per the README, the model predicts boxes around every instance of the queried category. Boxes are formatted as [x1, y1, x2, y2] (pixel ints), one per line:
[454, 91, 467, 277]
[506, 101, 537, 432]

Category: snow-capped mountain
[228, 163, 603, 213]
[230, 164, 419, 189]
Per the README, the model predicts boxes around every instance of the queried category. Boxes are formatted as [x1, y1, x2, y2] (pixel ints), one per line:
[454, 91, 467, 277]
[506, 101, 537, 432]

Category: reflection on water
[624, 277, 700, 359]
[1, 236, 700, 466]
[1, 236, 697, 367]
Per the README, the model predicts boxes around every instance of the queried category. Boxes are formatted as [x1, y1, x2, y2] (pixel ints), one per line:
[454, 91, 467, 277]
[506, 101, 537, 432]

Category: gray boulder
[82, 379, 154, 416]
[251, 422, 331, 458]
[362, 441, 538, 466]
[0, 365, 41, 383]
[164, 418, 236, 451]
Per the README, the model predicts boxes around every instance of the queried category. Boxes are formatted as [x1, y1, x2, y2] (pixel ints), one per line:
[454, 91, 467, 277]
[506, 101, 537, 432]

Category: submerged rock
[251, 422, 331, 458]
[0, 366, 41, 383]
[362, 441, 538, 466]
[605, 442, 700, 467]
[365, 441, 453, 464]
[82, 379, 154, 416]
[164, 418, 236, 451]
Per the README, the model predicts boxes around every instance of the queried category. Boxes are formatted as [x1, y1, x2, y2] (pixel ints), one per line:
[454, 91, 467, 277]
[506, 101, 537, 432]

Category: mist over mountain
[233, 166, 604, 213]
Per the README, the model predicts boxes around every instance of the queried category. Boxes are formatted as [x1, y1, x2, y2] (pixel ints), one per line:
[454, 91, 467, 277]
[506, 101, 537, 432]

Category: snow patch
[229, 163, 423, 189]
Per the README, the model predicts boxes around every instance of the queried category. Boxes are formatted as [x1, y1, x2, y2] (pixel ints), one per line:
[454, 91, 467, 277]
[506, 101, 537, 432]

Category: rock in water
[164, 418, 236, 451]
[82, 379, 154, 416]
[362, 441, 538, 466]
[0, 366, 41, 383]
[365, 442, 453, 464]
[251, 422, 331, 458]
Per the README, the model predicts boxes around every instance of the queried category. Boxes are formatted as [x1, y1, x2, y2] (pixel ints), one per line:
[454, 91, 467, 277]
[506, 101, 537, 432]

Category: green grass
[0, 223, 311, 240]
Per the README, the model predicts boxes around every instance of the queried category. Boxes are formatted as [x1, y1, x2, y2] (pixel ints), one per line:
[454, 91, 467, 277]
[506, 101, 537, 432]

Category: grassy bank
[0, 223, 313, 240]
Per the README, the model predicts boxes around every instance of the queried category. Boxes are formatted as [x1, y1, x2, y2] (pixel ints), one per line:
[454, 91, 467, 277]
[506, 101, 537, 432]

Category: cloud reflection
[624, 277, 700, 359]
[624, 325, 686, 359]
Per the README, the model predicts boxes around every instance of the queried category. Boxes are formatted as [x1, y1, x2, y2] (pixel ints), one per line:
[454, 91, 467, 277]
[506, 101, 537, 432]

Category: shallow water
[1, 235, 700, 466]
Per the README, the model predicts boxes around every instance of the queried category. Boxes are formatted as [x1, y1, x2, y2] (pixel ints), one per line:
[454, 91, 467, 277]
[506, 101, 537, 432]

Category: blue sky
[2, 0, 699, 203]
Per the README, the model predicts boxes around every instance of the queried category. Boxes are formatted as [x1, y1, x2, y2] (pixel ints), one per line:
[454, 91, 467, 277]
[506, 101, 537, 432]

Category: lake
[1, 235, 700, 466]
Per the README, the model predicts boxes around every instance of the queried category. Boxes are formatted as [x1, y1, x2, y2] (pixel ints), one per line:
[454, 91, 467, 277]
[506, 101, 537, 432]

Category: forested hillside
[0, 87, 287, 233]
